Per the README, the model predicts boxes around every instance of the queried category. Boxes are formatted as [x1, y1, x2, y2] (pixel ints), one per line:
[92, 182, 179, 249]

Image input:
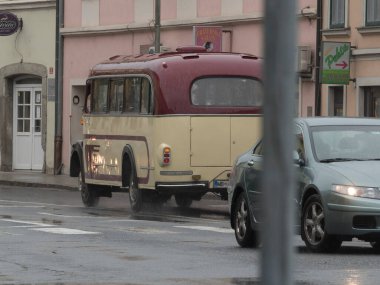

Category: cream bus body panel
[153, 115, 262, 186]
[230, 116, 262, 165]
[83, 115, 154, 187]
[82, 114, 262, 189]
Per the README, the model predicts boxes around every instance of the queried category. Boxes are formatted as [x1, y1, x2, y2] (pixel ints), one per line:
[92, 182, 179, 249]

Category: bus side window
[124, 78, 141, 113]
[109, 79, 124, 112]
[140, 78, 151, 114]
[92, 78, 109, 113]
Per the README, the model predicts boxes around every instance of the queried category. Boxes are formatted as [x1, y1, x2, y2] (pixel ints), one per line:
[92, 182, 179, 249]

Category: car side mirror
[293, 151, 305, 167]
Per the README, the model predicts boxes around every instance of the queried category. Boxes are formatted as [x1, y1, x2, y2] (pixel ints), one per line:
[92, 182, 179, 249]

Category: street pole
[154, 0, 161, 53]
[262, 0, 297, 284]
[54, 0, 63, 174]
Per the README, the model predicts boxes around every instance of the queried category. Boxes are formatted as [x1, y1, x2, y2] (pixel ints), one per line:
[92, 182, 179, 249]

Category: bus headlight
[332, 185, 380, 199]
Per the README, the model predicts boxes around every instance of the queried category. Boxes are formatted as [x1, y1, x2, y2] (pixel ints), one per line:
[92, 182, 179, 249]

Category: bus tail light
[162, 146, 171, 166]
[158, 144, 172, 166]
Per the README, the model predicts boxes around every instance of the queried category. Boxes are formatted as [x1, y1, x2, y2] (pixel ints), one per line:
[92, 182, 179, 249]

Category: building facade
[61, 0, 318, 174]
[0, 0, 56, 173]
[320, 0, 380, 117]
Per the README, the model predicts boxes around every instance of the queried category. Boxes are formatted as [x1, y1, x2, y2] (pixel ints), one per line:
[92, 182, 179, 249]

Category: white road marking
[0, 199, 75, 208]
[38, 212, 104, 219]
[0, 205, 44, 208]
[119, 227, 178, 234]
[31, 228, 100, 235]
[0, 231, 23, 236]
[0, 218, 53, 227]
[174, 225, 234, 233]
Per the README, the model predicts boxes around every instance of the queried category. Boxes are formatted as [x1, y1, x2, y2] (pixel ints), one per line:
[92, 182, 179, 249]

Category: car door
[294, 124, 308, 228]
[244, 141, 263, 223]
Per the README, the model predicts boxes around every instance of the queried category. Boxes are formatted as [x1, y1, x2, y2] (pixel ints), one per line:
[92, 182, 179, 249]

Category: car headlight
[332, 185, 380, 199]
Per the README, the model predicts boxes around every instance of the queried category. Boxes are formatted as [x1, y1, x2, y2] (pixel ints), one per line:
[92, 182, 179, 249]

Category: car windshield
[310, 125, 380, 162]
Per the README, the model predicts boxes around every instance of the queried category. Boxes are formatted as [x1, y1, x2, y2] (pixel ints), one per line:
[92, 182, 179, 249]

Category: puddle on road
[0, 215, 12, 219]
[119, 255, 150, 261]
[41, 218, 63, 225]
[167, 278, 318, 285]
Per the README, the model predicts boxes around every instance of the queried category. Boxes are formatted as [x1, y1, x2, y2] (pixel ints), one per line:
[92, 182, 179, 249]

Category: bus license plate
[213, 180, 229, 188]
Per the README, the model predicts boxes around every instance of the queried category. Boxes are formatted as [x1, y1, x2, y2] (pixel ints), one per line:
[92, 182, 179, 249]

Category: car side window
[252, 140, 263, 156]
[295, 126, 305, 161]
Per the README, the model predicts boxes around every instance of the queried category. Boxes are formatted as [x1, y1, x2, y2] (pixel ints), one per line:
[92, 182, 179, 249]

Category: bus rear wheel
[79, 170, 99, 207]
[127, 164, 143, 213]
[174, 194, 193, 208]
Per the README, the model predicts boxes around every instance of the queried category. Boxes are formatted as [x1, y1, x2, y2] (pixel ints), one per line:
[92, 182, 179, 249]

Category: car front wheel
[301, 194, 341, 253]
[233, 192, 258, 248]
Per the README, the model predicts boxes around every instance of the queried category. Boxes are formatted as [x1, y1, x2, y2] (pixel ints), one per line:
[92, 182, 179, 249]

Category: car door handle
[248, 160, 254, 167]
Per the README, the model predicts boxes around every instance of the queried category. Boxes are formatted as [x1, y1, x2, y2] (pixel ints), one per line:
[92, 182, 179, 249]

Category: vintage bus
[70, 46, 263, 212]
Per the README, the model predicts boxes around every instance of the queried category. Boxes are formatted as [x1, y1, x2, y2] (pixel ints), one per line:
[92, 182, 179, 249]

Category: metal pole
[262, 0, 297, 284]
[54, 0, 63, 174]
[315, 0, 323, 116]
[154, 0, 161, 53]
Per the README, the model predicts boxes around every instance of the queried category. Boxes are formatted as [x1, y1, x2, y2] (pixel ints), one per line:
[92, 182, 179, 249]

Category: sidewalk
[0, 171, 78, 191]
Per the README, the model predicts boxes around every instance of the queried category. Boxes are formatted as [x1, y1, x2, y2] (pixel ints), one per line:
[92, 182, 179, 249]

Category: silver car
[228, 117, 380, 252]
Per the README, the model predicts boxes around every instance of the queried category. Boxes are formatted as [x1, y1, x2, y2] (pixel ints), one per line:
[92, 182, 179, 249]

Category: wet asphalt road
[0, 185, 380, 285]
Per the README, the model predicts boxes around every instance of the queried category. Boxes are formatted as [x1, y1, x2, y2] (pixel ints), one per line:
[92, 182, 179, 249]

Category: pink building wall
[243, 0, 263, 14]
[62, 0, 317, 173]
[100, 0, 134, 25]
[197, 0, 221, 18]
[64, 0, 81, 28]
[162, 0, 177, 20]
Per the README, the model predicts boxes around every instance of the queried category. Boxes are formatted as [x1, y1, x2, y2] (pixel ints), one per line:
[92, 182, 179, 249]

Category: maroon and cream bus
[70, 46, 263, 212]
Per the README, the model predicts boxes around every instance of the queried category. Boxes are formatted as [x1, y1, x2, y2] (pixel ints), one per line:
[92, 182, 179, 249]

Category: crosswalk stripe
[30, 228, 100, 235]
[0, 218, 53, 227]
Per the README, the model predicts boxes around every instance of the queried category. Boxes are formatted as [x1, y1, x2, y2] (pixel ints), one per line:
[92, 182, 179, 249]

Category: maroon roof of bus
[89, 47, 263, 115]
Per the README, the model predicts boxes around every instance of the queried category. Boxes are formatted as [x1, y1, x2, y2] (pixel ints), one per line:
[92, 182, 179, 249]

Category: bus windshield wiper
[319, 158, 365, 163]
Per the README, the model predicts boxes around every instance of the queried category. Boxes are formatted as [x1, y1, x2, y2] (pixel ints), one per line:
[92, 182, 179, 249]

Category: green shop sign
[321, 42, 351, 85]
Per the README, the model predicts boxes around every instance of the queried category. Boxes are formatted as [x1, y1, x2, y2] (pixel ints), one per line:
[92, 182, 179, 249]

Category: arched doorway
[13, 76, 43, 170]
[0, 63, 48, 172]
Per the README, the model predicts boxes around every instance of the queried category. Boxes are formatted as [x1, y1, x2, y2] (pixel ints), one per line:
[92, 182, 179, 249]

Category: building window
[364, 87, 380, 117]
[330, 0, 345, 28]
[329, 86, 344, 116]
[366, 0, 380, 26]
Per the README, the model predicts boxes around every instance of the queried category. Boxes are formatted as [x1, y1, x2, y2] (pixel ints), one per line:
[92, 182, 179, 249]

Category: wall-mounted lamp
[73, 95, 80, 105]
[301, 6, 317, 24]
[350, 78, 356, 88]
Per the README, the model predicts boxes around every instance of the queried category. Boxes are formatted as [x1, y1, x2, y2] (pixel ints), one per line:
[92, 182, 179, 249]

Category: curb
[0, 180, 77, 191]
[0, 179, 224, 201]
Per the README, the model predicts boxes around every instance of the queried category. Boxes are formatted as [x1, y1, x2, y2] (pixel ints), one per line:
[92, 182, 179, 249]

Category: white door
[13, 86, 44, 170]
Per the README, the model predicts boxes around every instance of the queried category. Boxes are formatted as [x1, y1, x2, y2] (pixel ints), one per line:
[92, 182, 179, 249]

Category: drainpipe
[154, 0, 161, 53]
[54, 0, 63, 174]
[315, 0, 322, 116]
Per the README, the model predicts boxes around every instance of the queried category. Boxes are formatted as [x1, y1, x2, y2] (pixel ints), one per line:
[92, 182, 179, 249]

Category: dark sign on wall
[0, 11, 20, 36]
[193, 26, 223, 52]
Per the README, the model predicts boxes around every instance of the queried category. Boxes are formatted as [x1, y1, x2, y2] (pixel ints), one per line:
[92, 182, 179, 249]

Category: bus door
[190, 116, 231, 167]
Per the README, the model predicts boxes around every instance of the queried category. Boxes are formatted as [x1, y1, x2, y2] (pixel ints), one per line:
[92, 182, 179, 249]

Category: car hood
[325, 161, 380, 186]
